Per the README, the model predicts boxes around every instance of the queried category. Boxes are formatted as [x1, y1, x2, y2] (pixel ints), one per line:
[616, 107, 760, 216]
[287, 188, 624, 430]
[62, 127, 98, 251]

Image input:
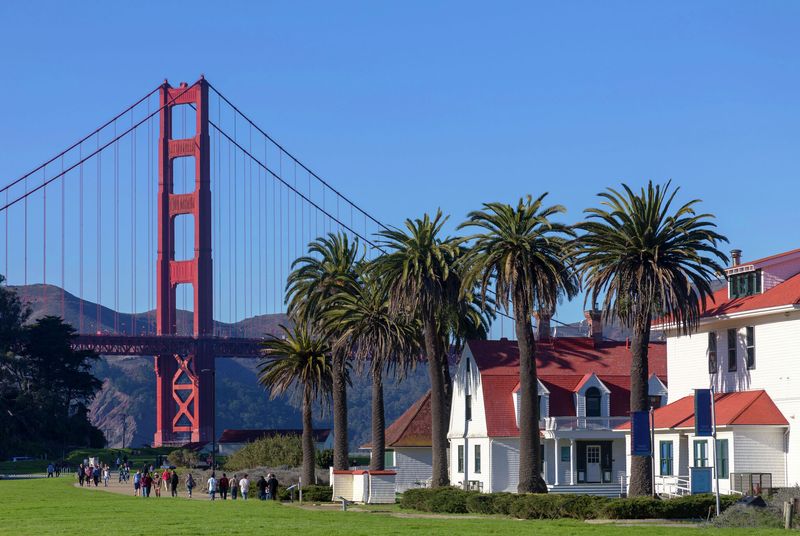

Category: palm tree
[286, 233, 360, 471]
[258, 325, 333, 486]
[323, 265, 419, 470]
[372, 210, 462, 487]
[459, 194, 579, 493]
[575, 181, 727, 496]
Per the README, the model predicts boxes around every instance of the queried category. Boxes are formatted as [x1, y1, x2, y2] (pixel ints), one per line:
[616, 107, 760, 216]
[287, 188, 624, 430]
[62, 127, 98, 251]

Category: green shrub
[603, 496, 663, 519]
[399, 487, 475, 513]
[167, 449, 198, 468]
[399, 488, 432, 511]
[428, 488, 474, 513]
[315, 449, 334, 469]
[466, 493, 497, 515]
[224, 435, 303, 471]
[508, 494, 609, 520]
[302, 484, 333, 502]
[491, 492, 520, 515]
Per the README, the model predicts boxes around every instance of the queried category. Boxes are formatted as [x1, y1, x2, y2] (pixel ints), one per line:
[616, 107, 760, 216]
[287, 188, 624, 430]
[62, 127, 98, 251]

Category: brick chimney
[584, 309, 603, 346]
[533, 310, 551, 342]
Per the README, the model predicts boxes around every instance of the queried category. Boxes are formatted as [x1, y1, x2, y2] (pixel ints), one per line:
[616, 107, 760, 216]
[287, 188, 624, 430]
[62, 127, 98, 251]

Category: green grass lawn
[0, 477, 783, 535]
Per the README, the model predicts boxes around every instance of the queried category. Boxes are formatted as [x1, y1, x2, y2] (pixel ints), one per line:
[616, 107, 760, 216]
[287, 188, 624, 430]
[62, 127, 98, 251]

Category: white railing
[543, 416, 630, 432]
[655, 475, 691, 498]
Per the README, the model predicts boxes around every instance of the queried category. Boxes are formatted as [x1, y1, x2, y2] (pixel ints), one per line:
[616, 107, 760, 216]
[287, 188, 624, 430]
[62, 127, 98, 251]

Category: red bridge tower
[153, 78, 214, 446]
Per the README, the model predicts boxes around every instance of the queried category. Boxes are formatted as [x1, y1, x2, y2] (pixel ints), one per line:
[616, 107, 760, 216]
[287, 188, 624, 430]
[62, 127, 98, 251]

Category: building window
[538, 395, 545, 420]
[746, 326, 755, 370]
[716, 439, 729, 478]
[457, 444, 464, 473]
[708, 332, 718, 373]
[540, 443, 545, 476]
[727, 329, 737, 372]
[693, 440, 709, 467]
[730, 270, 761, 298]
[586, 387, 602, 417]
[465, 394, 472, 421]
[561, 445, 570, 463]
[474, 445, 481, 474]
[384, 450, 395, 467]
[659, 441, 673, 476]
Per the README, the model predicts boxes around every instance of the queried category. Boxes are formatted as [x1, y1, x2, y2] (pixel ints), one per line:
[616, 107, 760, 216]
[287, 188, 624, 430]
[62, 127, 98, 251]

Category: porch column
[554, 439, 560, 486]
[570, 439, 576, 485]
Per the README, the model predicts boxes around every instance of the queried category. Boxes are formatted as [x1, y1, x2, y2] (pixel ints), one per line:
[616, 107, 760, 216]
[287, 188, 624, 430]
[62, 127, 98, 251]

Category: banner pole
[650, 406, 656, 497]
[711, 386, 721, 516]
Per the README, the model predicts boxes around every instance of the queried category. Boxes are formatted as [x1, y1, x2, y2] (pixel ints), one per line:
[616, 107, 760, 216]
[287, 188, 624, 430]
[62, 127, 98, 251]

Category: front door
[586, 445, 602, 483]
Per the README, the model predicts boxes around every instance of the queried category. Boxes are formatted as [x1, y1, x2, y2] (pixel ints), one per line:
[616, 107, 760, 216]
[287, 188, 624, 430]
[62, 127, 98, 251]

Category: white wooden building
[447, 325, 668, 496]
[619, 389, 788, 494]
[654, 247, 800, 489]
[363, 391, 435, 492]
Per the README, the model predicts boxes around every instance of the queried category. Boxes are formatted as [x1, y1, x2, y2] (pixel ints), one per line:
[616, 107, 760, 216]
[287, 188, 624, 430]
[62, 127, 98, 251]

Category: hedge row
[400, 488, 738, 520]
[276, 484, 332, 502]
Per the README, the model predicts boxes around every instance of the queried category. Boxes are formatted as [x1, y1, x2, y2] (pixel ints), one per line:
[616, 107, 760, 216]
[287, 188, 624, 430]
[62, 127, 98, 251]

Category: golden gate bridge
[1, 76, 386, 447]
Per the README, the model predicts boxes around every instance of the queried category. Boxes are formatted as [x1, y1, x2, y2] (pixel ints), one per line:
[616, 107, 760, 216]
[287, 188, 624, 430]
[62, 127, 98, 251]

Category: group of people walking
[205, 473, 279, 501]
[77, 463, 110, 487]
[133, 468, 180, 498]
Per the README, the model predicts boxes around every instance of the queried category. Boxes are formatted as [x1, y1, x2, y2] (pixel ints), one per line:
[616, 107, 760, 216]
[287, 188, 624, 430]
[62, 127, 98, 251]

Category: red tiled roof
[218, 428, 332, 444]
[471, 338, 667, 437]
[617, 390, 788, 430]
[470, 337, 666, 377]
[379, 391, 432, 448]
[697, 273, 800, 318]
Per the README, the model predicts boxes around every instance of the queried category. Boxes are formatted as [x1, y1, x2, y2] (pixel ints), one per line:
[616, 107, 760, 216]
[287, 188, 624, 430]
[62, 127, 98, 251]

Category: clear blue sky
[1, 1, 799, 328]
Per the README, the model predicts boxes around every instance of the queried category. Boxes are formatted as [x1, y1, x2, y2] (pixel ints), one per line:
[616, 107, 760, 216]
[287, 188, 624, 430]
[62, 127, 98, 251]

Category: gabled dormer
[648, 373, 668, 409]
[725, 248, 800, 298]
[512, 380, 549, 427]
[574, 373, 611, 418]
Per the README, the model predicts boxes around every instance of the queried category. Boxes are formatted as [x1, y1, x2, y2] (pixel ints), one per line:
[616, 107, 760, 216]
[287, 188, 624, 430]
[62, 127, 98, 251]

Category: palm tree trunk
[514, 286, 547, 494]
[424, 312, 449, 487]
[628, 310, 653, 496]
[370, 364, 386, 471]
[301, 387, 315, 486]
[332, 350, 349, 470]
[440, 357, 453, 434]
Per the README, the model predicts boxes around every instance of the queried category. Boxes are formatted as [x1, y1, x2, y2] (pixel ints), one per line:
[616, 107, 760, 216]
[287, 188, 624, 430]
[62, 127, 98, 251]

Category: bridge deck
[72, 334, 264, 357]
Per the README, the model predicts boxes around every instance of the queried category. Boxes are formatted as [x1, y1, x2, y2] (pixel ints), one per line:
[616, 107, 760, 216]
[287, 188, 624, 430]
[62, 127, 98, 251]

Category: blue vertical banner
[631, 411, 652, 456]
[695, 389, 713, 437]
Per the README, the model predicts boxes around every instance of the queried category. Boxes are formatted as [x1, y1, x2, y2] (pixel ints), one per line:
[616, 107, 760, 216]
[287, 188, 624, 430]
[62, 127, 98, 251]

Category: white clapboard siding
[490, 438, 520, 493]
[733, 427, 786, 487]
[394, 447, 433, 493]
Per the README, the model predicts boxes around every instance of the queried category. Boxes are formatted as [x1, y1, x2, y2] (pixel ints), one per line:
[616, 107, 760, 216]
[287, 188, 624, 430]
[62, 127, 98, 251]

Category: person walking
[162, 468, 171, 493]
[153, 472, 162, 498]
[207, 473, 217, 501]
[186, 473, 195, 498]
[133, 470, 141, 496]
[103, 465, 110, 487]
[91, 465, 99, 487]
[230, 474, 239, 500]
[218, 473, 229, 500]
[54, 462, 61, 478]
[267, 474, 279, 501]
[78, 464, 85, 486]
[239, 474, 250, 500]
[46, 462, 54, 478]
[142, 472, 153, 498]
[257, 476, 267, 500]
[170, 470, 179, 497]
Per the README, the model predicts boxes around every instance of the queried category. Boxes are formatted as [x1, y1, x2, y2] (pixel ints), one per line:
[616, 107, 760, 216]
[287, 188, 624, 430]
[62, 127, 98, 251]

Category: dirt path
[73, 472, 214, 500]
